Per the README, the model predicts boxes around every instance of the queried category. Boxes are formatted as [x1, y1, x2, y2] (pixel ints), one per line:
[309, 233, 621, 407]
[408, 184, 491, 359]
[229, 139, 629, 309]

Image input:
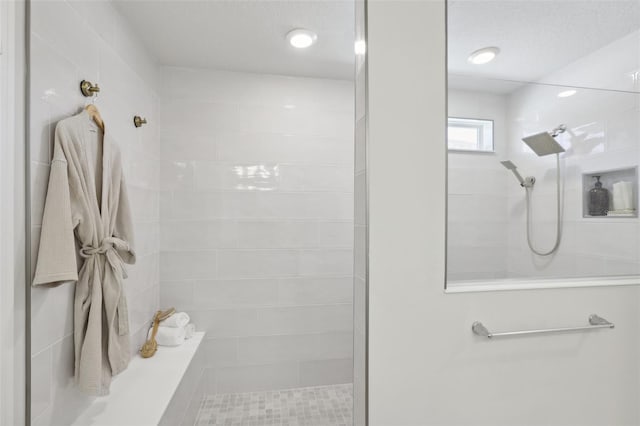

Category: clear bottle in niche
[588, 175, 609, 216]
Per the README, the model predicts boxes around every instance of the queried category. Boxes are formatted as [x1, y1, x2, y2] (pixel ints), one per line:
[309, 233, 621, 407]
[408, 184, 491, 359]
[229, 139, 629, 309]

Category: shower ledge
[71, 332, 205, 426]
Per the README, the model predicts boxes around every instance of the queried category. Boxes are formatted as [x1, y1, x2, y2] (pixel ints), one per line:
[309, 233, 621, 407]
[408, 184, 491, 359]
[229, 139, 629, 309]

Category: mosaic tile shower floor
[194, 383, 353, 426]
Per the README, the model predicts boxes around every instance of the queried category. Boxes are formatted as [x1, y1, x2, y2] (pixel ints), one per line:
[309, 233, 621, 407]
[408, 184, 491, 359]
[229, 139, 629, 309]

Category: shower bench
[70, 332, 206, 426]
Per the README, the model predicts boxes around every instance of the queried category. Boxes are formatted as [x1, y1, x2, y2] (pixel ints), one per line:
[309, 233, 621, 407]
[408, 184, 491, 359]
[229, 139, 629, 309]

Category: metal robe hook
[80, 80, 100, 97]
[133, 116, 148, 128]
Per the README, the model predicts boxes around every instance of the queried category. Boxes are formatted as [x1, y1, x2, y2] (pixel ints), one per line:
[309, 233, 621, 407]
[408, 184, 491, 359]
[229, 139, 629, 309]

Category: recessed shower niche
[582, 167, 638, 218]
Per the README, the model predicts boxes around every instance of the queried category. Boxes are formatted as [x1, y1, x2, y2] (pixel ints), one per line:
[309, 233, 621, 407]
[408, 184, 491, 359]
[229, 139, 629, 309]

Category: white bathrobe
[33, 110, 136, 396]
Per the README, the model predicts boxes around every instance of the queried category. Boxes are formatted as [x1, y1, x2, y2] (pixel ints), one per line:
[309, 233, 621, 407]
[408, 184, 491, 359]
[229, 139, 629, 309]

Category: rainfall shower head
[522, 124, 567, 157]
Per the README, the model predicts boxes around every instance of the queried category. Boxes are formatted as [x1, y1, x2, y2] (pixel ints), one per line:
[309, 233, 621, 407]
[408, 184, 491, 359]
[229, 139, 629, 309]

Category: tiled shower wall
[447, 90, 509, 281]
[505, 30, 640, 279]
[159, 67, 354, 393]
[29, 1, 160, 424]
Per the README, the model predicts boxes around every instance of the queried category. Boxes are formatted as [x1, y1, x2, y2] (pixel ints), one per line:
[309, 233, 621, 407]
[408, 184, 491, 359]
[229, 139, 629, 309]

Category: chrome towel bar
[472, 314, 614, 339]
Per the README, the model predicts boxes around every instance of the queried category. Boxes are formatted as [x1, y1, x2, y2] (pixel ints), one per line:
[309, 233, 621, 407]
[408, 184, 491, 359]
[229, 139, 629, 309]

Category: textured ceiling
[113, 0, 355, 80]
[448, 0, 640, 92]
[115, 1, 639, 84]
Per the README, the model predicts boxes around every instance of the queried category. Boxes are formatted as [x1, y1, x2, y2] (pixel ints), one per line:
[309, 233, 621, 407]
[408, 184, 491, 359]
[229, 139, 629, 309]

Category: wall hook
[80, 80, 100, 97]
[133, 116, 148, 128]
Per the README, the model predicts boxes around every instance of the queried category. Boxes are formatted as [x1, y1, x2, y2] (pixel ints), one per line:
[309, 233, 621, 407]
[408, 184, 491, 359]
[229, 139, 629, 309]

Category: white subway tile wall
[447, 90, 509, 282]
[159, 67, 355, 394]
[505, 34, 640, 279]
[29, 1, 160, 424]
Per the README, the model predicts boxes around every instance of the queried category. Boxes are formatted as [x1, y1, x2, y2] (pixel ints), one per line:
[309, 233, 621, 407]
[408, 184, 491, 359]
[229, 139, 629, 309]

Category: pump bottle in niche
[589, 176, 609, 216]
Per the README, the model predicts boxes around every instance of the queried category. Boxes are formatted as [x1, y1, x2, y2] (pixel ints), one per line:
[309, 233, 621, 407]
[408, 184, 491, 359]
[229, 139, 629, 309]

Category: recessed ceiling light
[557, 89, 577, 98]
[467, 47, 500, 65]
[286, 29, 317, 49]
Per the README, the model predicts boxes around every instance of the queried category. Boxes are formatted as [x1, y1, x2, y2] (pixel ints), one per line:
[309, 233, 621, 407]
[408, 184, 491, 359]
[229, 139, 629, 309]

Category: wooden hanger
[85, 104, 105, 132]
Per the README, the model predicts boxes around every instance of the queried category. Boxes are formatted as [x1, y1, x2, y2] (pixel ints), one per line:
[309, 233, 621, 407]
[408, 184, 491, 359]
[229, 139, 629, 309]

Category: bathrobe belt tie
[79, 237, 131, 335]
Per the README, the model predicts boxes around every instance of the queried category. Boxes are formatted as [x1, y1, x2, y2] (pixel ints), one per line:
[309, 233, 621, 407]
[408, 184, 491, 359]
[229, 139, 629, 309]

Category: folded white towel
[613, 181, 634, 211]
[148, 325, 186, 346]
[160, 312, 190, 328]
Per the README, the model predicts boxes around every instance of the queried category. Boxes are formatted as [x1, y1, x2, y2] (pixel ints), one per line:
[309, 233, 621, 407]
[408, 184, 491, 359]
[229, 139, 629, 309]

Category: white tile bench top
[71, 332, 205, 426]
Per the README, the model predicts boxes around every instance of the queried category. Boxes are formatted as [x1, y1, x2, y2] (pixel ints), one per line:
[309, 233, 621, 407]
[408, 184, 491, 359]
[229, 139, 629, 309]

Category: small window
[447, 117, 494, 152]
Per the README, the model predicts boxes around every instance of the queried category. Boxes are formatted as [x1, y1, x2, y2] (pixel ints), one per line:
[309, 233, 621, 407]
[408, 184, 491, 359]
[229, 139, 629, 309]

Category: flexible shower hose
[524, 153, 563, 256]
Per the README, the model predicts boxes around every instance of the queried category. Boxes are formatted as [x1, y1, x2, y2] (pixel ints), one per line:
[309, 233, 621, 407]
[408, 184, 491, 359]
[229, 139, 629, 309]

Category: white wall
[29, 1, 161, 424]
[506, 31, 640, 279]
[447, 90, 509, 281]
[158, 67, 354, 394]
[366, 1, 640, 425]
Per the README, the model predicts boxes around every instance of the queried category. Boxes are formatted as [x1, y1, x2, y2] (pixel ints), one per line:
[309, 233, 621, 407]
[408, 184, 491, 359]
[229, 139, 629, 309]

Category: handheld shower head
[522, 124, 567, 157]
[500, 160, 518, 171]
[500, 160, 535, 187]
